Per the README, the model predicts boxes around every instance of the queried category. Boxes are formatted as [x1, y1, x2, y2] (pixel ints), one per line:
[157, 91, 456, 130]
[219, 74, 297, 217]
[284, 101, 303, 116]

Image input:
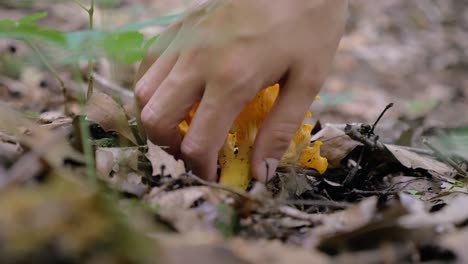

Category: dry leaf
[145, 186, 223, 233]
[400, 193, 468, 229]
[0, 103, 84, 170]
[158, 233, 329, 264]
[385, 144, 454, 176]
[95, 147, 147, 196]
[146, 140, 186, 178]
[310, 125, 361, 168]
[86, 91, 137, 145]
[438, 228, 468, 263]
[0, 132, 22, 164]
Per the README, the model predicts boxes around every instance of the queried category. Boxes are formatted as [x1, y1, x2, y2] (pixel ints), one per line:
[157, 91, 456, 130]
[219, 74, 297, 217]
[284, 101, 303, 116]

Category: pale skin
[135, 0, 348, 182]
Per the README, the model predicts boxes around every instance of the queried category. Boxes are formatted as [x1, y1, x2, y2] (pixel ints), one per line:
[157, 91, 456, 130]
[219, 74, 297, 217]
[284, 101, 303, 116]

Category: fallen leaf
[385, 144, 454, 176]
[0, 103, 84, 171]
[400, 193, 468, 229]
[86, 91, 137, 145]
[438, 227, 468, 263]
[145, 186, 223, 233]
[95, 147, 147, 196]
[157, 233, 329, 264]
[0, 132, 23, 165]
[390, 176, 442, 201]
[310, 125, 361, 168]
[146, 140, 185, 178]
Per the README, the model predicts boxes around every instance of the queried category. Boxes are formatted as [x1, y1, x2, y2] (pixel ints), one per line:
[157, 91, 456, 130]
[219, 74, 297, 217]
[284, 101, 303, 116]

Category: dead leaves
[385, 144, 453, 176]
[86, 91, 137, 145]
[311, 125, 362, 168]
[146, 140, 186, 178]
[145, 186, 225, 233]
[95, 147, 148, 196]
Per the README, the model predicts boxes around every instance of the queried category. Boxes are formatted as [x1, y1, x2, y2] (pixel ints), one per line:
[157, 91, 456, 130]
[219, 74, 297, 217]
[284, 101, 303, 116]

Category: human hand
[135, 0, 347, 182]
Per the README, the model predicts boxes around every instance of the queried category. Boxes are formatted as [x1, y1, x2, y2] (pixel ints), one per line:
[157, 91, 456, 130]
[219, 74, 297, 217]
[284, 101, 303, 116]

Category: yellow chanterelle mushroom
[179, 84, 327, 190]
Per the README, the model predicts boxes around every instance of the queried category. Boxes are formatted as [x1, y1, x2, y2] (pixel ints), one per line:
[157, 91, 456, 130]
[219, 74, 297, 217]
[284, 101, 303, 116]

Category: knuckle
[134, 79, 148, 103]
[140, 106, 162, 131]
[181, 136, 206, 160]
[215, 58, 244, 83]
[164, 74, 189, 88]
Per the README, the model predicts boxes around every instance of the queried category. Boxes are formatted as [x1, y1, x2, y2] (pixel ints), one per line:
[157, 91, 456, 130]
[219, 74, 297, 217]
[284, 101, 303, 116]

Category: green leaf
[0, 12, 65, 46]
[0, 12, 162, 64]
[97, 31, 145, 64]
[19, 12, 48, 24]
[0, 19, 15, 27]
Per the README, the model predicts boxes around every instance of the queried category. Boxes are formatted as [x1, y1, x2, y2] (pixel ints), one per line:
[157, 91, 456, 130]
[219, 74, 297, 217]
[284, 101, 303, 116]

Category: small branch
[277, 205, 325, 223]
[345, 124, 386, 151]
[92, 71, 134, 101]
[286, 199, 352, 209]
[369, 103, 394, 136]
[72, 0, 89, 12]
[185, 172, 257, 201]
[349, 188, 399, 195]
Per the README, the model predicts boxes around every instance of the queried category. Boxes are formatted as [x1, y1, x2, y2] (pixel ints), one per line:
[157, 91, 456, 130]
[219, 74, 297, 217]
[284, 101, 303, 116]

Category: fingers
[140, 54, 204, 156]
[135, 22, 182, 107]
[251, 67, 323, 182]
[180, 82, 256, 181]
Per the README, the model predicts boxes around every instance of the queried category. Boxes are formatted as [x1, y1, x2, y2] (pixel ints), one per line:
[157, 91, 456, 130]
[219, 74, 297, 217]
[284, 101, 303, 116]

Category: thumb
[251, 70, 321, 182]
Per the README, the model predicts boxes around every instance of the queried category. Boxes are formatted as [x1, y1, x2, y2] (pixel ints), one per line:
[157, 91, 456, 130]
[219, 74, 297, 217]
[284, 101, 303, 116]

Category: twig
[277, 205, 325, 222]
[342, 104, 394, 186]
[286, 199, 352, 209]
[72, 0, 89, 12]
[343, 146, 365, 186]
[185, 172, 257, 201]
[349, 188, 399, 195]
[369, 103, 394, 136]
[345, 124, 386, 151]
[423, 138, 468, 178]
[92, 71, 134, 101]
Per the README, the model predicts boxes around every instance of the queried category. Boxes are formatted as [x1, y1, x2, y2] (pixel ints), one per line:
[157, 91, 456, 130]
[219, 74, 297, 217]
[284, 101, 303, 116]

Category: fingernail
[256, 158, 278, 183]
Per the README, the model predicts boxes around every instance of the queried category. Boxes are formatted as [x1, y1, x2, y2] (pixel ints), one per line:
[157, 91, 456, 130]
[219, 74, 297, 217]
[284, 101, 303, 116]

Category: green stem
[28, 41, 70, 115]
[79, 114, 96, 185]
[72, 68, 96, 186]
[86, 0, 95, 100]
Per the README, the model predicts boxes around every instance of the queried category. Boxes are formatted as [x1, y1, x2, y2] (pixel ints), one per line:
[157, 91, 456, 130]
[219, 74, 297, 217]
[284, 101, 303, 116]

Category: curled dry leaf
[310, 125, 361, 168]
[146, 140, 186, 178]
[86, 91, 137, 145]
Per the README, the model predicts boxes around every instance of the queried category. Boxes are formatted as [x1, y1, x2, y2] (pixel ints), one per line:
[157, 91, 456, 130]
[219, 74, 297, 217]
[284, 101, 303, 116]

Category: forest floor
[0, 0, 467, 263]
